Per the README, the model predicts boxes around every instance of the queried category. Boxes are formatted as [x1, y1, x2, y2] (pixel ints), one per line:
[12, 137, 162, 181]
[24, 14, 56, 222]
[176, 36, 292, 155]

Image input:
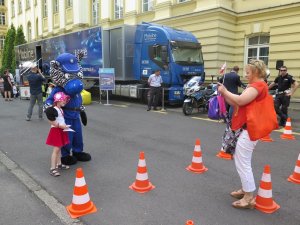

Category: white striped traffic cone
[129, 151, 155, 193]
[288, 153, 300, 184]
[66, 168, 97, 218]
[255, 165, 280, 214]
[280, 117, 295, 140]
[186, 138, 208, 174]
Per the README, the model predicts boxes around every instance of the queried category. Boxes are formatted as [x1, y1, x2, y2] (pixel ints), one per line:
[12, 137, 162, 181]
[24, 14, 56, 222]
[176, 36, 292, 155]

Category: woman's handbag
[246, 92, 278, 141]
[222, 115, 243, 155]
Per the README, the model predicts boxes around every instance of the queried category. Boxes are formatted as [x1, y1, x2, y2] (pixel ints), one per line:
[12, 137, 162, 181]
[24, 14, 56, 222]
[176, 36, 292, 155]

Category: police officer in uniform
[268, 66, 299, 126]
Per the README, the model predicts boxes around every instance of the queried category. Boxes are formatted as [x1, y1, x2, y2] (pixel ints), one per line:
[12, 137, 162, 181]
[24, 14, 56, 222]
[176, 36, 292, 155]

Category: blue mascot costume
[44, 51, 91, 165]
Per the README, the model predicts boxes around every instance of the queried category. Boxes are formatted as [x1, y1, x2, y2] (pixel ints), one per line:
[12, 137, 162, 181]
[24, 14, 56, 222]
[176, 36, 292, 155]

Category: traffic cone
[255, 165, 280, 214]
[280, 118, 295, 140]
[129, 151, 155, 193]
[216, 148, 232, 160]
[186, 138, 208, 174]
[288, 153, 300, 184]
[260, 134, 273, 142]
[186, 220, 194, 225]
[66, 168, 97, 218]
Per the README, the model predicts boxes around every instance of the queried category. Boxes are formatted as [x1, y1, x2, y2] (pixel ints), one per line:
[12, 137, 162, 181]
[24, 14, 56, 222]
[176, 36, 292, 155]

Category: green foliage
[15, 25, 26, 46]
[12, 25, 26, 71]
[1, 24, 16, 74]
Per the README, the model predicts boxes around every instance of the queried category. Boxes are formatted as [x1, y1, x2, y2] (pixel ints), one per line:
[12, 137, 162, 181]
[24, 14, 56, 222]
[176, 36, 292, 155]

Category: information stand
[99, 68, 115, 105]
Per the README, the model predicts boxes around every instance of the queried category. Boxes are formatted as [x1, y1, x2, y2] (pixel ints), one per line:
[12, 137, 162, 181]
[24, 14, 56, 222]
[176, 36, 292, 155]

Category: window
[92, 0, 99, 25]
[27, 23, 32, 42]
[0, 0, 4, 6]
[11, 1, 15, 17]
[178, 0, 189, 2]
[18, 0, 22, 13]
[0, 36, 5, 49]
[148, 45, 170, 70]
[26, 0, 30, 8]
[43, 0, 47, 17]
[0, 12, 5, 25]
[246, 35, 270, 66]
[66, 0, 73, 8]
[114, 0, 123, 19]
[53, 0, 59, 13]
[142, 0, 154, 12]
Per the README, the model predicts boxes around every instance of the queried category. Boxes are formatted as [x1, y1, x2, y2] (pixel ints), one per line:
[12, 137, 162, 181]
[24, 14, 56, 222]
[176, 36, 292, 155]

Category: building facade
[0, 0, 8, 66]
[7, 0, 300, 95]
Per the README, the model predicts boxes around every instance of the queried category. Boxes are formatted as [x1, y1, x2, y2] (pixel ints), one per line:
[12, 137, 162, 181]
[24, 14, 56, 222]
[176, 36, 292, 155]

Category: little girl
[45, 92, 71, 177]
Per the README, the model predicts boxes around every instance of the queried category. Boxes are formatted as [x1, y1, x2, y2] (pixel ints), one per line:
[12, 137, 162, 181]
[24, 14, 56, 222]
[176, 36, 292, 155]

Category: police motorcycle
[182, 76, 217, 115]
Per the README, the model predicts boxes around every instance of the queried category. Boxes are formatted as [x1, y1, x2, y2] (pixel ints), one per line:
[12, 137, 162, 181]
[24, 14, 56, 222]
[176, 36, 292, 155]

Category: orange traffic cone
[255, 165, 280, 214]
[186, 138, 208, 174]
[260, 134, 273, 142]
[280, 118, 295, 140]
[216, 148, 232, 160]
[66, 168, 97, 218]
[288, 153, 300, 184]
[129, 151, 155, 193]
[186, 220, 194, 225]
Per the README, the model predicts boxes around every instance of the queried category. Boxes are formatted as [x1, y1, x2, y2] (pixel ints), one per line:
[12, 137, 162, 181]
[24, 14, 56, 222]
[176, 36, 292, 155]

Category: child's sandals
[49, 169, 60, 177]
[57, 164, 70, 170]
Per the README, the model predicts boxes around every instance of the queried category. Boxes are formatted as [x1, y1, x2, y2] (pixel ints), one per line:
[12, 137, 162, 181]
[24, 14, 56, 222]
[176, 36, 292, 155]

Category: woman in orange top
[218, 59, 268, 209]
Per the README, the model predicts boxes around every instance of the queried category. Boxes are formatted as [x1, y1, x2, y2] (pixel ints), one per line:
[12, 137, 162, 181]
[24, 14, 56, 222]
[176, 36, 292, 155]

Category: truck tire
[183, 102, 193, 115]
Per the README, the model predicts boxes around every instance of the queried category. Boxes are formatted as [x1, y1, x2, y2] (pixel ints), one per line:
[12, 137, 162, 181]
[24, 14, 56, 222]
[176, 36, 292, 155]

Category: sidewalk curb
[0, 149, 85, 225]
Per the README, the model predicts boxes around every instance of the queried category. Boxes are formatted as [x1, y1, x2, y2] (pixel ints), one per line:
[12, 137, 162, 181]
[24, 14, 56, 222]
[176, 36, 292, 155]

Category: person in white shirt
[147, 70, 163, 111]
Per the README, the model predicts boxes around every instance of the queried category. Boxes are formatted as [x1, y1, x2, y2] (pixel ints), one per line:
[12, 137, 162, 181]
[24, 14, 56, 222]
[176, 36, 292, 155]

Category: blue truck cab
[133, 22, 205, 104]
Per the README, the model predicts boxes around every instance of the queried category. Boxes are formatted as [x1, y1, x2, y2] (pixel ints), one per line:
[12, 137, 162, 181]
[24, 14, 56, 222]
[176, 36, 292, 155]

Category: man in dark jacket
[219, 66, 246, 118]
[26, 63, 45, 121]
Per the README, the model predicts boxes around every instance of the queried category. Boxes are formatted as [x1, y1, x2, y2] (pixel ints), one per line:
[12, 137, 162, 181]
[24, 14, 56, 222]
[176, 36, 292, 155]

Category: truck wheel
[183, 102, 193, 115]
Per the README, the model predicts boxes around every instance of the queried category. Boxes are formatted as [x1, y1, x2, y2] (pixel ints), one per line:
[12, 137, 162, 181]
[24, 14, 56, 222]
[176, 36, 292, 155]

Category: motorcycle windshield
[185, 76, 202, 88]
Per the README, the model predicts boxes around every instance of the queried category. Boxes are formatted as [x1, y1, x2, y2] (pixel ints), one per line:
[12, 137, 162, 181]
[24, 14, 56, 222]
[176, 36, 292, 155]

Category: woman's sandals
[57, 164, 70, 170]
[49, 169, 60, 177]
[232, 198, 256, 209]
[230, 189, 245, 199]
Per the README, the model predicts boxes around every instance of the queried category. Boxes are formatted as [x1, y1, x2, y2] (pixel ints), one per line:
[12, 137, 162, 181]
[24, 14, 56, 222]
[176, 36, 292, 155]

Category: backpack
[208, 94, 226, 120]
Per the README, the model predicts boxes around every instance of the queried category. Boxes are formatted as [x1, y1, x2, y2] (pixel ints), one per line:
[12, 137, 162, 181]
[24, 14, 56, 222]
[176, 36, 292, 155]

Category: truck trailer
[15, 22, 205, 104]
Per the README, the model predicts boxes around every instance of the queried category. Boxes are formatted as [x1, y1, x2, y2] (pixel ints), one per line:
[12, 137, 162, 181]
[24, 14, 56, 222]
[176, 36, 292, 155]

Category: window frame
[142, 0, 154, 13]
[53, 0, 59, 13]
[26, 0, 30, 9]
[27, 23, 32, 42]
[114, 0, 123, 20]
[18, 0, 22, 14]
[92, 0, 99, 25]
[11, 1, 15, 17]
[0, 0, 5, 6]
[43, 0, 47, 18]
[0, 35, 5, 49]
[245, 34, 270, 66]
[66, 0, 73, 8]
[0, 12, 5, 25]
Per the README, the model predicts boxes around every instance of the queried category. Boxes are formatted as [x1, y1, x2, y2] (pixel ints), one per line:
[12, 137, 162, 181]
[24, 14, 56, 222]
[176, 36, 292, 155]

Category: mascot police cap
[56, 53, 80, 73]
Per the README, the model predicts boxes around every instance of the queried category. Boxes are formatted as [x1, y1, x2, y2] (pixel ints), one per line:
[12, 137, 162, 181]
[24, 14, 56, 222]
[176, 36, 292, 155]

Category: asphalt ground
[0, 97, 300, 225]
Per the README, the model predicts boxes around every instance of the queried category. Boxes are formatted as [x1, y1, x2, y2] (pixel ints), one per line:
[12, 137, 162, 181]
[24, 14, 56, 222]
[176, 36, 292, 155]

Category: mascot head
[50, 52, 84, 96]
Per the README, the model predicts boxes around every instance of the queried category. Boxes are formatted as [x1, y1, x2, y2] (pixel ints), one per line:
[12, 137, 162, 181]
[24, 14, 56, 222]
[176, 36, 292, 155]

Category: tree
[15, 25, 26, 46]
[1, 24, 16, 73]
[13, 25, 27, 70]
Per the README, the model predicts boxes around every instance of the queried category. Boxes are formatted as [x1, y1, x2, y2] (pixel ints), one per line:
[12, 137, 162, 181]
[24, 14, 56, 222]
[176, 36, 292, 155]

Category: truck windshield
[172, 47, 203, 66]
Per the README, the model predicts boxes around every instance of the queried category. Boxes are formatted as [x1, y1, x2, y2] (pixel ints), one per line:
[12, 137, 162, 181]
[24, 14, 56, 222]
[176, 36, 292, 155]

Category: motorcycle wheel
[183, 102, 193, 115]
